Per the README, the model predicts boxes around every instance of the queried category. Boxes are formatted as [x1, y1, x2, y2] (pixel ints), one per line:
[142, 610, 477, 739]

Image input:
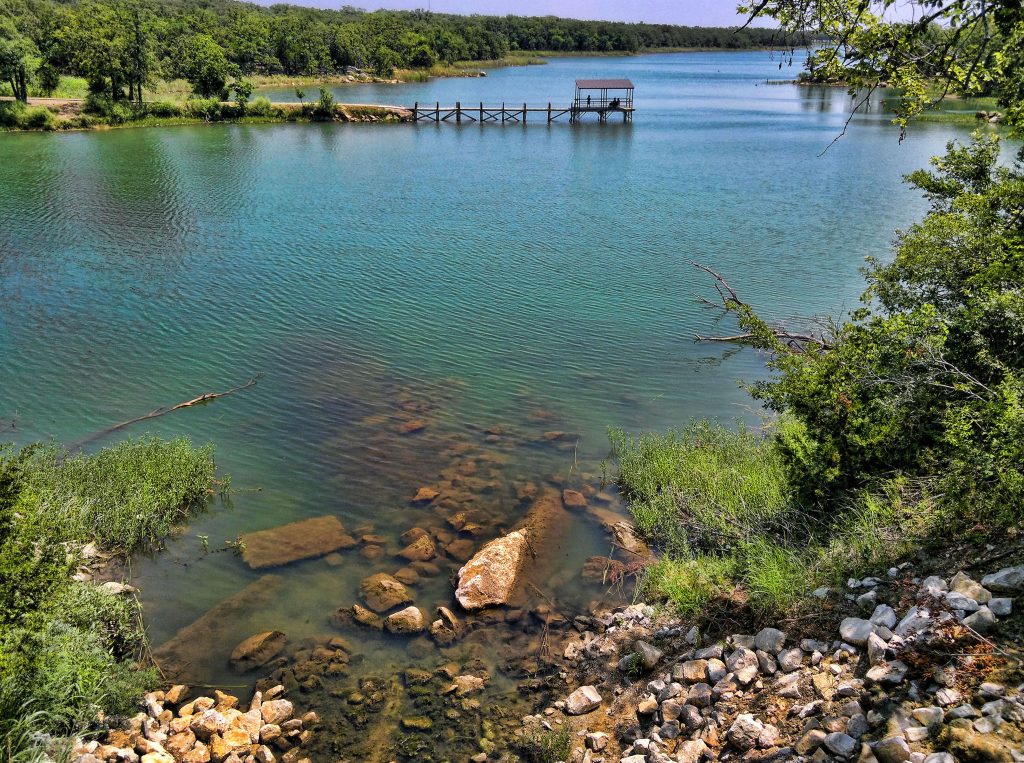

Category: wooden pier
[410, 78, 635, 125]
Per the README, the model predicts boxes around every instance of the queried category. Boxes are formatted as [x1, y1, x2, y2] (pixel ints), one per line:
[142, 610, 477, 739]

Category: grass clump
[614, 420, 943, 618]
[513, 726, 572, 763]
[19, 437, 217, 552]
[0, 436, 218, 760]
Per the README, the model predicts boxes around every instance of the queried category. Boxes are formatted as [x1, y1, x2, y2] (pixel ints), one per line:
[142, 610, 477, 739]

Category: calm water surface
[0, 51, 993, 757]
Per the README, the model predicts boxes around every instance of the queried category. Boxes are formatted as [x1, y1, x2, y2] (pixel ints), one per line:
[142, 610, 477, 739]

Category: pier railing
[410, 101, 633, 124]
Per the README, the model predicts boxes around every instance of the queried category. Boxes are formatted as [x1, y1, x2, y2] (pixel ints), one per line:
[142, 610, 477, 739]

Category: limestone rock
[229, 631, 286, 673]
[951, 571, 992, 603]
[398, 535, 435, 562]
[359, 573, 413, 614]
[873, 736, 911, 763]
[384, 606, 426, 635]
[634, 640, 663, 671]
[981, 565, 1024, 593]
[561, 489, 588, 509]
[565, 685, 602, 715]
[839, 617, 875, 646]
[727, 713, 765, 751]
[241, 516, 356, 570]
[753, 627, 787, 654]
[260, 700, 293, 726]
[454, 530, 528, 610]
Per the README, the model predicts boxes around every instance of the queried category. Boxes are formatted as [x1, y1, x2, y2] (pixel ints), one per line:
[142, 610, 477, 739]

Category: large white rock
[565, 685, 602, 715]
[981, 565, 1024, 593]
[839, 617, 875, 646]
[455, 530, 528, 610]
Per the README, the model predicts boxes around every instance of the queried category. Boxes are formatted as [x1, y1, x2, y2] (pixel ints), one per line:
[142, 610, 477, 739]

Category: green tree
[741, 0, 1024, 130]
[705, 134, 1024, 524]
[173, 33, 229, 98]
[232, 77, 253, 111]
[0, 17, 37, 102]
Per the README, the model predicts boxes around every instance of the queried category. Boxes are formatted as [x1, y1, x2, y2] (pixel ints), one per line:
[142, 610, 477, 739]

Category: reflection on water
[0, 50, 1003, 760]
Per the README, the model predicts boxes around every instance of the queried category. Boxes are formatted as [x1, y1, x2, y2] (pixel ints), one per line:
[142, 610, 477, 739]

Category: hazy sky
[264, 0, 756, 26]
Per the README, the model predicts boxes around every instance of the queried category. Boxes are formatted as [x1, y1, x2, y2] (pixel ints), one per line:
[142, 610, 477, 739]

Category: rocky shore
[72, 685, 317, 763]
[528, 563, 1023, 763]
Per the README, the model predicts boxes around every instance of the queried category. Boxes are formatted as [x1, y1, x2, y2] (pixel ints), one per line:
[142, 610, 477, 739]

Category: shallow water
[0, 51, 992, 758]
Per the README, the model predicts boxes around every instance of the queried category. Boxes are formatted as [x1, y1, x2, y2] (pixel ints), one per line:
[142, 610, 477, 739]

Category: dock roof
[575, 78, 634, 90]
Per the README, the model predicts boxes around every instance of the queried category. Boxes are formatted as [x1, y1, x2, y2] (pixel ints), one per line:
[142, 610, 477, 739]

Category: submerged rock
[153, 576, 284, 682]
[229, 631, 286, 673]
[359, 573, 414, 614]
[241, 516, 356, 570]
[455, 530, 528, 610]
[384, 606, 426, 635]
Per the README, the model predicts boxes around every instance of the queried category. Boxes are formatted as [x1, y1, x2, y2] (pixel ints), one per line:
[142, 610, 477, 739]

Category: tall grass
[20, 437, 217, 552]
[614, 420, 943, 618]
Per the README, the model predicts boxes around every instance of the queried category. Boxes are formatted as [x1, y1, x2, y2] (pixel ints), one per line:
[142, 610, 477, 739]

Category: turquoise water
[0, 51, 993, 756]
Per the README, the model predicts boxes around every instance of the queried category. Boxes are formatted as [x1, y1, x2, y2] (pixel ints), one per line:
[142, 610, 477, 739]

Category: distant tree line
[0, 0, 802, 102]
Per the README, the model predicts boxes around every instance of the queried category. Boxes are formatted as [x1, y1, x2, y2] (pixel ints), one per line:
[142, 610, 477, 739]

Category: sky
[260, 0, 758, 26]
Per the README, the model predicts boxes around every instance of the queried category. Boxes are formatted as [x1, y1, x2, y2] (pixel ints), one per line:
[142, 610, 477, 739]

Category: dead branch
[73, 374, 263, 450]
[691, 262, 832, 351]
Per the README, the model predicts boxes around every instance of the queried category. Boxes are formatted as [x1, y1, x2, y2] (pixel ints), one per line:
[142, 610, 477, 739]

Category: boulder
[455, 530, 528, 610]
[153, 576, 284, 683]
[359, 573, 413, 614]
[398, 535, 436, 562]
[753, 627, 787, 654]
[873, 736, 911, 763]
[229, 631, 286, 673]
[727, 713, 765, 751]
[634, 640, 663, 671]
[384, 606, 426, 635]
[260, 700, 293, 726]
[950, 571, 991, 603]
[981, 565, 1024, 593]
[561, 489, 588, 509]
[839, 618, 875, 646]
[240, 516, 356, 570]
[565, 685, 602, 715]
[412, 486, 439, 503]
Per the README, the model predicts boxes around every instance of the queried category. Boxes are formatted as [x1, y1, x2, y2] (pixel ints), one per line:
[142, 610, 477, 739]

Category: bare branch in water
[73, 374, 264, 450]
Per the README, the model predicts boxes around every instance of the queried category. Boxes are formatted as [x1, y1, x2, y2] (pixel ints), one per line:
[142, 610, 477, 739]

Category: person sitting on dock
[586, 95, 591, 107]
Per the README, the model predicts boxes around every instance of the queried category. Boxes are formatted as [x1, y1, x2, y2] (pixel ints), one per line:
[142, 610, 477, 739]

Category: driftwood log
[73, 374, 263, 450]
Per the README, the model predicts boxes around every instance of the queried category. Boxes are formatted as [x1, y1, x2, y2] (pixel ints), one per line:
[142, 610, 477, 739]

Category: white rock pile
[70, 684, 316, 763]
[547, 564, 1024, 763]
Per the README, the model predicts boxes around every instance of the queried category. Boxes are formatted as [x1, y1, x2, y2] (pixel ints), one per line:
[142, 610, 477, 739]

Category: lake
[0, 51, 991, 759]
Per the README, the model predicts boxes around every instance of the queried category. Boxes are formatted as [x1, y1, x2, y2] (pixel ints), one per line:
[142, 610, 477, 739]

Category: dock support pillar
[413, 102, 418, 122]
[523, 102, 527, 124]
[456, 101, 461, 123]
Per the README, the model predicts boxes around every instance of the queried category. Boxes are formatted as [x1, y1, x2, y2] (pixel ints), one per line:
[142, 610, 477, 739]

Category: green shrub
[21, 107, 56, 130]
[637, 553, 737, 617]
[513, 727, 572, 763]
[144, 101, 183, 118]
[611, 421, 792, 553]
[313, 86, 335, 120]
[247, 96, 274, 117]
[184, 97, 222, 121]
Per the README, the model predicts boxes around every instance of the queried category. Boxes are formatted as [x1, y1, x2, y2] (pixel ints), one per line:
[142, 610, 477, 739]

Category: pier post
[523, 102, 527, 124]
[501, 102, 505, 123]
[413, 102, 418, 123]
[435, 101, 439, 121]
[480, 102, 483, 123]
[547, 102, 551, 122]
[456, 101, 461, 124]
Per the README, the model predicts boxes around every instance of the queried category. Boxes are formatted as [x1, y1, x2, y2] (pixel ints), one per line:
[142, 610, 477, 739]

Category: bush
[21, 107, 56, 130]
[313, 86, 335, 120]
[184, 97, 222, 121]
[513, 727, 572, 763]
[144, 101, 183, 118]
[247, 96, 274, 117]
[0, 437, 217, 759]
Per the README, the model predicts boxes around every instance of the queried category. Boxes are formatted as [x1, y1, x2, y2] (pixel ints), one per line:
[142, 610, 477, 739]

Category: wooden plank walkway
[410, 101, 633, 124]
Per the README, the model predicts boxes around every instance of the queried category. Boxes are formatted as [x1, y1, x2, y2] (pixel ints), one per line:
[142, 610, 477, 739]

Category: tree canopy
[742, 0, 1024, 131]
[0, 0, 802, 100]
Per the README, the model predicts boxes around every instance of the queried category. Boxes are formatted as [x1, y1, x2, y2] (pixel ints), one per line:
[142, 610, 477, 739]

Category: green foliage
[172, 33, 230, 98]
[246, 95, 273, 117]
[0, 436, 217, 758]
[744, 0, 1023, 132]
[638, 554, 737, 617]
[231, 78, 253, 111]
[19, 437, 216, 552]
[611, 421, 792, 553]
[313, 85, 334, 119]
[748, 134, 1024, 524]
[514, 727, 572, 763]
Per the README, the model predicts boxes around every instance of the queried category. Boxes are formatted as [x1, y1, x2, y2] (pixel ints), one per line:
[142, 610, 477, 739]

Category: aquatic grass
[611, 421, 792, 553]
[19, 437, 217, 553]
[513, 726, 572, 763]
